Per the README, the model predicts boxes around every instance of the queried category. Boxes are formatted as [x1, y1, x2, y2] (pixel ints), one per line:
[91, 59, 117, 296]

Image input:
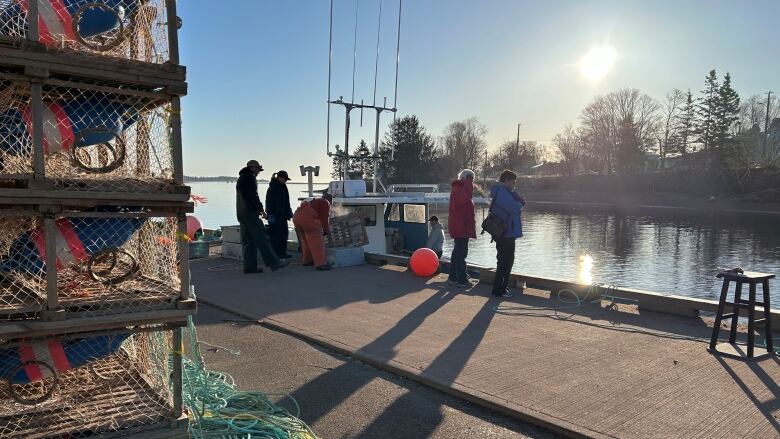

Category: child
[425, 216, 445, 258]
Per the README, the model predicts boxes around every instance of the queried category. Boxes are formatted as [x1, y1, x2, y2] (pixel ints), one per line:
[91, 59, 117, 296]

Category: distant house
[770, 118, 780, 144]
[531, 161, 566, 176]
[665, 150, 712, 171]
[643, 153, 661, 172]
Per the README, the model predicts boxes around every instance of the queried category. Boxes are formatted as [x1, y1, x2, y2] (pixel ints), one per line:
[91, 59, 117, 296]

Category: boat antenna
[326, 0, 334, 156]
[351, 0, 359, 103]
[326, 0, 401, 186]
[372, 0, 383, 107]
[392, 0, 401, 120]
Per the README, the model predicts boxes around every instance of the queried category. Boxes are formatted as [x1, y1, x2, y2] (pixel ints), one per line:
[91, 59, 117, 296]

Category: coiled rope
[181, 314, 319, 439]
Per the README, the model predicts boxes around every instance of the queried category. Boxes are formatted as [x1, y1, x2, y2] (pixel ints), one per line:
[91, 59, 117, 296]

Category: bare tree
[552, 124, 585, 176]
[489, 140, 542, 175]
[739, 94, 780, 133]
[579, 88, 661, 174]
[659, 89, 686, 167]
[441, 117, 488, 175]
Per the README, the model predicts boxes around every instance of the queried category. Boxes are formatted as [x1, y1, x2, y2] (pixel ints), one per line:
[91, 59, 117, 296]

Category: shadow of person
[287, 286, 457, 425]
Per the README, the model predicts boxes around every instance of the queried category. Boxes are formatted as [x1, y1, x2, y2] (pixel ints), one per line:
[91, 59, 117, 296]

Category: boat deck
[191, 258, 780, 439]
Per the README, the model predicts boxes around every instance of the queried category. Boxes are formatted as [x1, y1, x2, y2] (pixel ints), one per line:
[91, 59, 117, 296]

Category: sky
[177, 0, 780, 179]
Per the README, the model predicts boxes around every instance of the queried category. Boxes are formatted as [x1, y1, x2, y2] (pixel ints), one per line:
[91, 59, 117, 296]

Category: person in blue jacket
[489, 169, 525, 298]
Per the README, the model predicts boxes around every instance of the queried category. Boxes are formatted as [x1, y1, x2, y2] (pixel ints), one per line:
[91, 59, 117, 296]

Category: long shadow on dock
[355, 300, 498, 438]
[286, 287, 458, 430]
[191, 257, 780, 438]
[713, 355, 780, 433]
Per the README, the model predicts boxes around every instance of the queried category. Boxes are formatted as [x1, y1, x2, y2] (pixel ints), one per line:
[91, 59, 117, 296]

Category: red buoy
[186, 215, 203, 240]
[410, 248, 439, 277]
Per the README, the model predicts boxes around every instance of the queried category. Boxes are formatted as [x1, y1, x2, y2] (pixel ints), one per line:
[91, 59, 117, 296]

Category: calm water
[190, 182, 780, 302]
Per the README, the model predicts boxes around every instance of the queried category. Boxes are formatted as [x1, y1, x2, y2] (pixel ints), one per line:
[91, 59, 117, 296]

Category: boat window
[403, 204, 426, 224]
[387, 204, 401, 222]
[340, 205, 377, 226]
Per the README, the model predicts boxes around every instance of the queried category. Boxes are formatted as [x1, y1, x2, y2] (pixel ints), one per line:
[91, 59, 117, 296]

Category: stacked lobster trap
[0, 0, 172, 64]
[0, 1, 192, 438]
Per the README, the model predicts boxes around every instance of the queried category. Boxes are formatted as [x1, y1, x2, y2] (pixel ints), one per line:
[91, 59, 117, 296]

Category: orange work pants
[293, 204, 327, 266]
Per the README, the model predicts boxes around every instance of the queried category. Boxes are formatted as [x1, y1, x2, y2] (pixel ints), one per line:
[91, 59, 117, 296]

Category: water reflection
[440, 204, 780, 303]
[578, 254, 593, 284]
[188, 182, 780, 304]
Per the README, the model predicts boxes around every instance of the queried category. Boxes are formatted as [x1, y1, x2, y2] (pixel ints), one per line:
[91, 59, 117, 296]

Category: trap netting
[0, 0, 171, 64]
[0, 75, 33, 178]
[0, 328, 177, 438]
[0, 210, 183, 322]
[0, 72, 178, 192]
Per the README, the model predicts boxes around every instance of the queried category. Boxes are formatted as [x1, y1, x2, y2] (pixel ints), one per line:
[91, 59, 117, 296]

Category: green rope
[179, 313, 319, 439]
[759, 337, 780, 355]
[493, 282, 616, 315]
[494, 283, 780, 352]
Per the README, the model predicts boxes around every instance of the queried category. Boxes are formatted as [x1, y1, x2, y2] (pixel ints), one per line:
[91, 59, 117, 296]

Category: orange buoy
[410, 248, 439, 277]
[186, 215, 203, 240]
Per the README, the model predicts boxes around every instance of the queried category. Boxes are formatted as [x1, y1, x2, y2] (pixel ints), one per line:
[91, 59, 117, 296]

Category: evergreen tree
[676, 90, 696, 156]
[331, 141, 374, 180]
[379, 115, 438, 183]
[353, 140, 373, 180]
[330, 145, 345, 180]
[716, 72, 740, 143]
[695, 69, 720, 153]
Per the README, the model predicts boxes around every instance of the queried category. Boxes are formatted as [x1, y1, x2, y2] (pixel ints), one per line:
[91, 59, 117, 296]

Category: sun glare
[579, 46, 616, 81]
[578, 254, 594, 284]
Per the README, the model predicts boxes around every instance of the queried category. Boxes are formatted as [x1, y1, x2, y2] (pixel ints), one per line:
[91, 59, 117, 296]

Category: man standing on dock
[236, 160, 288, 274]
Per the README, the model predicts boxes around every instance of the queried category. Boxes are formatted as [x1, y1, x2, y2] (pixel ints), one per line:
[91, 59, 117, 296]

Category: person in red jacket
[447, 169, 476, 287]
[293, 193, 333, 270]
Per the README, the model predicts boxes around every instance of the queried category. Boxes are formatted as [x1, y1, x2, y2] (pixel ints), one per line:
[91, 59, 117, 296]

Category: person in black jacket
[236, 160, 288, 273]
[265, 170, 294, 258]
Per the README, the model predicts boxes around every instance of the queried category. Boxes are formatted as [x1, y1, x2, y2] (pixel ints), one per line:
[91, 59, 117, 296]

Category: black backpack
[481, 188, 508, 241]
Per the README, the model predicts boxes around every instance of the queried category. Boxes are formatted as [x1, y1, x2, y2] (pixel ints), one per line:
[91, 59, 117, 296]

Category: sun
[579, 46, 616, 81]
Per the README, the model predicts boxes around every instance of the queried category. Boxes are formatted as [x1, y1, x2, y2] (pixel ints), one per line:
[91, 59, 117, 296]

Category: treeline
[332, 116, 545, 183]
[552, 70, 779, 176]
[332, 69, 779, 185]
[185, 175, 240, 182]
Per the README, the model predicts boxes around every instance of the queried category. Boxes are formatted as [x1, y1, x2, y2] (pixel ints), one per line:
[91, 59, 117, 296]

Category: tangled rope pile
[180, 315, 318, 439]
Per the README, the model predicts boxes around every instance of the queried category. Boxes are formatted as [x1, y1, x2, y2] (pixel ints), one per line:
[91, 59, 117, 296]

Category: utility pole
[483, 149, 489, 181]
[765, 91, 773, 158]
[516, 123, 521, 148]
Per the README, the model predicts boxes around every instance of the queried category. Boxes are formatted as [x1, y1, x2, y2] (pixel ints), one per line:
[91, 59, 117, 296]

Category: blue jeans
[448, 238, 469, 284]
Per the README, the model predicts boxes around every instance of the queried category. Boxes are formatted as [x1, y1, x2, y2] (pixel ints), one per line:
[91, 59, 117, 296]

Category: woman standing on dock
[489, 170, 525, 298]
[448, 169, 476, 287]
[266, 170, 294, 259]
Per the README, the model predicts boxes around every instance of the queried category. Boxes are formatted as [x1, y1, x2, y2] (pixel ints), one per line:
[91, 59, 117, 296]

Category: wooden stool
[709, 270, 775, 359]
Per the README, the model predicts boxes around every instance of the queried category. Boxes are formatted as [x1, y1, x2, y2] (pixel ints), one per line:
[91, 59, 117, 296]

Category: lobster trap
[0, 0, 175, 65]
[0, 70, 184, 194]
[0, 208, 192, 329]
[325, 212, 369, 248]
[0, 328, 186, 438]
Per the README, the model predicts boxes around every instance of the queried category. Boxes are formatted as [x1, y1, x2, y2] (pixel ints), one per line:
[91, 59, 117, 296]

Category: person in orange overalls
[293, 193, 333, 271]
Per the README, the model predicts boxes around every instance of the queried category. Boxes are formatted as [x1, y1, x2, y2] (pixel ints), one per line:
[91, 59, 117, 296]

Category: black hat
[246, 160, 263, 171]
[428, 216, 439, 222]
[277, 170, 291, 181]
